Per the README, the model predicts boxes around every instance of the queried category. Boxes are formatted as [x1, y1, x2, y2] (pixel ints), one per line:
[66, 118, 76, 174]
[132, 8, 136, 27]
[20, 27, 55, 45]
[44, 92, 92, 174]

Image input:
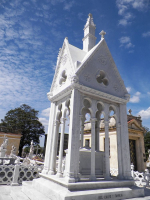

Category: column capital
[90, 118, 97, 123]
[61, 118, 66, 124]
[54, 120, 60, 126]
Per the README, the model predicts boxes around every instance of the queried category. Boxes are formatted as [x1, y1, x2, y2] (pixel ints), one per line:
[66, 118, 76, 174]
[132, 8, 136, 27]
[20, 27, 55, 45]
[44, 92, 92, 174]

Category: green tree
[144, 127, 150, 159]
[0, 104, 45, 156]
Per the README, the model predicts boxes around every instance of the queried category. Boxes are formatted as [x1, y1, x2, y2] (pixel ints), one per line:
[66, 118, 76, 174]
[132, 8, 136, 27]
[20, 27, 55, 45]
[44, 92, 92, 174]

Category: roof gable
[75, 38, 129, 99]
[50, 38, 77, 96]
[128, 119, 144, 131]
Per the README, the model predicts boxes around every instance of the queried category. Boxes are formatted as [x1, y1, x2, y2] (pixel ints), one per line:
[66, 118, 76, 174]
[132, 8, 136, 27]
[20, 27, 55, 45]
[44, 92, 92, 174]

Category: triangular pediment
[50, 38, 77, 96]
[128, 119, 144, 131]
[76, 38, 128, 99]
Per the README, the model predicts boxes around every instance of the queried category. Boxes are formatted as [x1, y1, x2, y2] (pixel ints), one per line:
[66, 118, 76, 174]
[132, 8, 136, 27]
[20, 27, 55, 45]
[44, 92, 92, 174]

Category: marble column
[120, 104, 132, 180]
[42, 102, 56, 174]
[80, 115, 84, 148]
[104, 120, 111, 180]
[96, 120, 100, 151]
[65, 89, 80, 183]
[116, 123, 123, 179]
[49, 119, 60, 175]
[90, 118, 97, 181]
[56, 117, 66, 177]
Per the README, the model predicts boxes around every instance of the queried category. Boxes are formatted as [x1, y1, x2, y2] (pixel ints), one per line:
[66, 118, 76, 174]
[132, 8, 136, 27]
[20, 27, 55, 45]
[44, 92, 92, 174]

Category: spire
[82, 13, 96, 52]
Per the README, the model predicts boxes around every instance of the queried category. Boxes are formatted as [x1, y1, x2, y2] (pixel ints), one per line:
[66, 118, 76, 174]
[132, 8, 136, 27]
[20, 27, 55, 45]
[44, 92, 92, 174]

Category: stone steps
[22, 181, 50, 200]
[10, 185, 30, 200]
[20, 178, 145, 200]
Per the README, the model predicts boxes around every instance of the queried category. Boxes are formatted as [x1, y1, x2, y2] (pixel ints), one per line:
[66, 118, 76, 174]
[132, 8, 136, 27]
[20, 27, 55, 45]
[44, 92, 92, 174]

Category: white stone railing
[131, 164, 150, 187]
[0, 158, 16, 165]
[0, 165, 15, 185]
[0, 162, 44, 185]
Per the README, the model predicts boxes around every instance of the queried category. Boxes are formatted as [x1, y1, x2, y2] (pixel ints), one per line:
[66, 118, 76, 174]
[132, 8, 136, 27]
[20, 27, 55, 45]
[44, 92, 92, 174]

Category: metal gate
[129, 139, 137, 171]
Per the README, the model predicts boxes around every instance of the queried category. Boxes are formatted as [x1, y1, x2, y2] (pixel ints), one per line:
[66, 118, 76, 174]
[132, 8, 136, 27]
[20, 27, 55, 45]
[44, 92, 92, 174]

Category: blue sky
[0, 0, 150, 146]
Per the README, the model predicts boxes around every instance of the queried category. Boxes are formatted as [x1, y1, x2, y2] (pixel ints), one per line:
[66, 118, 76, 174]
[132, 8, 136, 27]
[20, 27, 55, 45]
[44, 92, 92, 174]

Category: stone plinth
[0, 149, 6, 157]
[21, 177, 144, 200]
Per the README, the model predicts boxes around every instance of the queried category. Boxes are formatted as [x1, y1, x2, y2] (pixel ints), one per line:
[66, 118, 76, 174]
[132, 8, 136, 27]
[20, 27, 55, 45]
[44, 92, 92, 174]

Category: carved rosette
[84, 73, 91, 82]
[98, 55, 107, 66]
[70, 75, 79, 84]
[113, 85, 120, 92]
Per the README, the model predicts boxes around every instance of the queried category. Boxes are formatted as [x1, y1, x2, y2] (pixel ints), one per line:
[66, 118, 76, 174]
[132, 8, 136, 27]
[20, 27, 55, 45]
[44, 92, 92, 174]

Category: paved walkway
[1, 185, 150, 200]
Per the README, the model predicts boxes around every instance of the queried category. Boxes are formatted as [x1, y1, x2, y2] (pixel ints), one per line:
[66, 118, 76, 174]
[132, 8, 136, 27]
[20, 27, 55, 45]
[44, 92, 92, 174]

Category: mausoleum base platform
[20, 176, 145, 200]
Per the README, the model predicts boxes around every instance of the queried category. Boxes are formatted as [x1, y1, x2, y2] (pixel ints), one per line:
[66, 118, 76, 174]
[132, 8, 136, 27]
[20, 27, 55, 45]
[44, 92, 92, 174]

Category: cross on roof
[99, 30, 106, 39]
[128, 109, 132, 115]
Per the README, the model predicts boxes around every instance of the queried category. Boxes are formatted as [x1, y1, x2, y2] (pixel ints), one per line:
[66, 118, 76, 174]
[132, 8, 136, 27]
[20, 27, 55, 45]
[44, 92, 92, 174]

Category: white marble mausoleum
[22, 13, 144, 200]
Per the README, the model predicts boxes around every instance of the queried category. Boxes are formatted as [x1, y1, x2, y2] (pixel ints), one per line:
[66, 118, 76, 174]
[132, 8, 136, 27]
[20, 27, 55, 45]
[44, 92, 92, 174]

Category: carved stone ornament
[98, 55, 107, 66]
[71, 75, 79, 84]
[84, 73, 91, 82]
[96, 70, 109, 86]
[113, 85, 119, 92]
[61, 54, 68, 66]
[59, 70, 67, 85]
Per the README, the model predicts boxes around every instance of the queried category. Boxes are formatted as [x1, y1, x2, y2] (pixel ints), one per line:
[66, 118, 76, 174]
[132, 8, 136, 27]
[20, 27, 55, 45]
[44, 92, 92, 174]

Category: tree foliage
[144, 127, 150, 159]
[0, 104, 45, 156]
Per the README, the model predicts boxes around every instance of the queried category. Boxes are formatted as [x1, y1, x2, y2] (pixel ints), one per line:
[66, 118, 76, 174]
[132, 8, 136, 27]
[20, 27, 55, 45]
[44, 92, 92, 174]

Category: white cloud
[126, 87, 132, 93]
[142, 31, 150, 37]
[39, 117, 49, 126]
[116, 0, 148, 26]
[41, 107, 50, 117]
[135, 91, 141, 96]
[132, 0, 147, 10]
[129, 91, 141, 103]
[126, 42, 135, 48]
[148, 92, 150, 95]
[138, 107, 150, 119]
[63, 1, 74, 10]
[119, 36, 134, 49]
[120, 36, 130, 44]
[118, 19, 128, 26]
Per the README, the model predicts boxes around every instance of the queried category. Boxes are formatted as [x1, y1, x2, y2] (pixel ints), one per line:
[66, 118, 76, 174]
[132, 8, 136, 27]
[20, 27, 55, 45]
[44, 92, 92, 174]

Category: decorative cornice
[48, 82, 129, 104]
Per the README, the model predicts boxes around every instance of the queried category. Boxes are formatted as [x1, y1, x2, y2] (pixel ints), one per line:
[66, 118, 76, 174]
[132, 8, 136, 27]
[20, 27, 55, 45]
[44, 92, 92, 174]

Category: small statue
[0, 135, 8, 150]
[10, 145, 16, 157]
[0, 135, 8, 157]
[29, 140, 34, 159]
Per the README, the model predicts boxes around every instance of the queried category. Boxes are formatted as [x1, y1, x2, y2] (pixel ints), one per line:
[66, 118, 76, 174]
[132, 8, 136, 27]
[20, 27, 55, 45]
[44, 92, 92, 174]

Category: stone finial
[128, 109, 132, 115]
[100, 30, 106, 39]
[84, 13, 96, 27]
[88, 13, 92, 17]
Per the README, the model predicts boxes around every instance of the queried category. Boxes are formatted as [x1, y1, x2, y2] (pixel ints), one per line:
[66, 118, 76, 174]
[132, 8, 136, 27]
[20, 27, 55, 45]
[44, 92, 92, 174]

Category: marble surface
[1, 183, 150, 200]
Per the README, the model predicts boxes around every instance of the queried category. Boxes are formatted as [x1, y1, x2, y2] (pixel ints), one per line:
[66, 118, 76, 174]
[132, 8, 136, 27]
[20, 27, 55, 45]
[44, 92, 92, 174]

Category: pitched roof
[68, 43, 86, 65]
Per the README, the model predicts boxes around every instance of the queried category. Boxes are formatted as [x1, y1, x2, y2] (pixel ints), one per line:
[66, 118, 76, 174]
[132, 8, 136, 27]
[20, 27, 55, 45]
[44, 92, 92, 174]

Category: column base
[65, 176, 76, 183]
[11, 182, 19, 186]
[56, 172, 63, 178]
[41, 168, 48, 174]
[105, 174, 111, 180]
[90, 175, 97, 181]
[48, 170, 55, 175]
[117, 174, 124, 180]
